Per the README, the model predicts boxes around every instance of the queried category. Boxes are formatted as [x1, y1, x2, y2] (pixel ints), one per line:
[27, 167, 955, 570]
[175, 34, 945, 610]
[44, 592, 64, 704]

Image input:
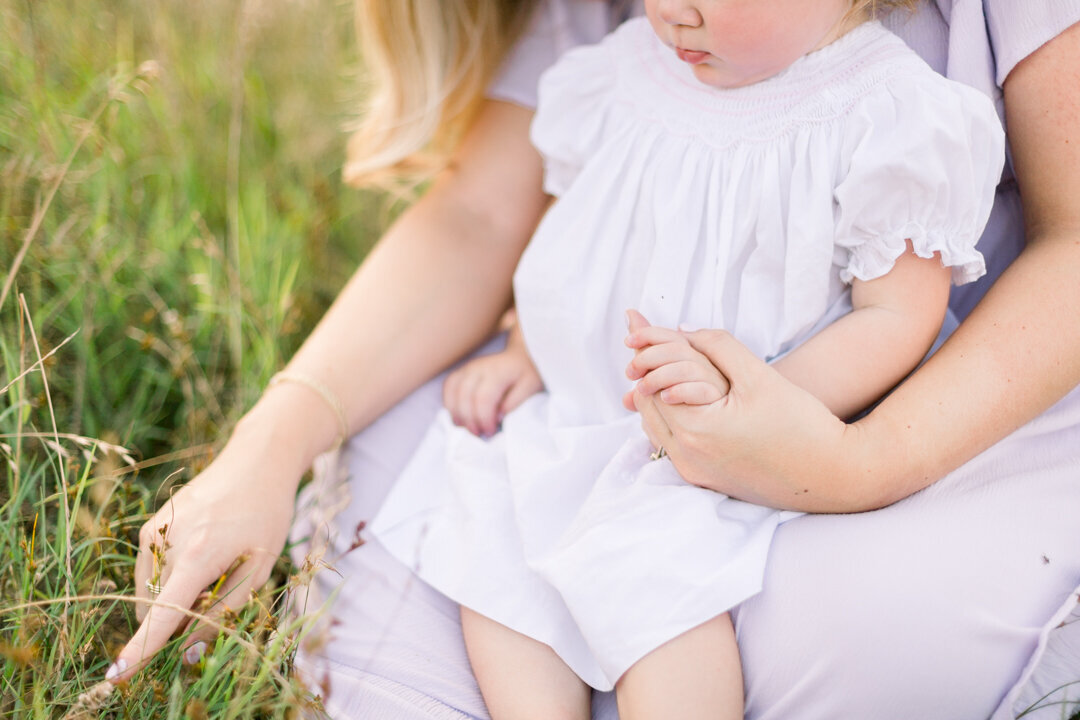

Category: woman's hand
[624, 310, 880, 513]
[107, 398, 309, 683]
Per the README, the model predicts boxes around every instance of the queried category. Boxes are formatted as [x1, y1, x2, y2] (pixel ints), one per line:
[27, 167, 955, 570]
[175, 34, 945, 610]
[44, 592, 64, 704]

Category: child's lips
[675, 47, 709, 64]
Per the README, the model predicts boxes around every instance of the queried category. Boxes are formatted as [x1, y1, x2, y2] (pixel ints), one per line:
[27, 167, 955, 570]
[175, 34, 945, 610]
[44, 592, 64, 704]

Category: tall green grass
[1, 0, 385, 715]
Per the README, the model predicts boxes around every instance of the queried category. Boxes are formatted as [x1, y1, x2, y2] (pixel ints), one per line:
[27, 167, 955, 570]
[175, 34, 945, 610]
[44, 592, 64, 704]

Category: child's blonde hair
[344, 0, 535, 191]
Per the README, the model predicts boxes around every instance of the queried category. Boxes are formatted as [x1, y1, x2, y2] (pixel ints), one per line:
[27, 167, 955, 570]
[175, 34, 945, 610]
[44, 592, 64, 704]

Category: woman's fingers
[132, 522, 158, 623]
[659, 381, 725, 405]
[180, 555, 270, 664]
[109, 558, 215, 683]
[684, 329, 761, 389]
[632, 388, 674, 451]
[108, 434, 299, 686]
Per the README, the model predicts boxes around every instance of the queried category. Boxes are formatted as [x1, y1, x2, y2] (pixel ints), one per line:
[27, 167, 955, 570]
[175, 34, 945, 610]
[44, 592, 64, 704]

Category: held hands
[623, 310, 731, 408]
[623, 310, 863, 512]
[443, 316, 543, 437]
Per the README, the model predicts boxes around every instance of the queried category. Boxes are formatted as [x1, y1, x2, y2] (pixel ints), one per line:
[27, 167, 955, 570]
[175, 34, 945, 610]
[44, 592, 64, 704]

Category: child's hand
[623, 309, 730, 409]
[443, 324, 542, 437]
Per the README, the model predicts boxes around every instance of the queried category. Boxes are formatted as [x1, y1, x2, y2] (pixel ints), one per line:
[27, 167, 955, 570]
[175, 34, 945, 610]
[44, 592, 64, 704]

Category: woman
[110, 1, 1080, 718]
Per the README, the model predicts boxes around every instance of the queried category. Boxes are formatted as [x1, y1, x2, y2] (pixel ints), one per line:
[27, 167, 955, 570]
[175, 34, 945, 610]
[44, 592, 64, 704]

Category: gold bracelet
[267, 371, 349, 450]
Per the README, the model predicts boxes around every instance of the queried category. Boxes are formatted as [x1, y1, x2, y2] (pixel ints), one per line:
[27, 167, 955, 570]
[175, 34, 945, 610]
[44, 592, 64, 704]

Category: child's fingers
[463, 376, 490, 437]
[450, 369, 484, 434]
[500, 372, 543, 417]
[472, 375, 513, 437]
[658, 381, 725, 405]
[626, 338, 699, 380]
[625, 324, 685, 351]
[444, 367, 479, 428]
[636, 359, 727, 398]
[442, 370, 463, 423]
[626, 308, 651, 334]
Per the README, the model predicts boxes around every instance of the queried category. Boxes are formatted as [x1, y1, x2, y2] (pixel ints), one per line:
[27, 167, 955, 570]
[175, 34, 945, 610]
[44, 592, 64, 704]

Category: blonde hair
[853, 0, 921, 19]
[344, 0, 536, 191]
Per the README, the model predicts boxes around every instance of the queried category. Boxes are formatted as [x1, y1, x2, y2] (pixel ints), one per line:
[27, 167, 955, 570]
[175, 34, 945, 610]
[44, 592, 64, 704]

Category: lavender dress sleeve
[984, 0, 1080, 86]
[486, 0, 615, 109]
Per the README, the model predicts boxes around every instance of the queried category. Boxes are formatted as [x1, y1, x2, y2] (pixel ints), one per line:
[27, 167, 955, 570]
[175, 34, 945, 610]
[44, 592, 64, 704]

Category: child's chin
[694, 64, 781, 90]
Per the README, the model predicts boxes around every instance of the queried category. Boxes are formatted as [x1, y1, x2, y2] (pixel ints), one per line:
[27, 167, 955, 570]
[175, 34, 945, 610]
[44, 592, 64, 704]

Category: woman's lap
[291, 370, 1080, 719]
[735, 393, 1080, 719]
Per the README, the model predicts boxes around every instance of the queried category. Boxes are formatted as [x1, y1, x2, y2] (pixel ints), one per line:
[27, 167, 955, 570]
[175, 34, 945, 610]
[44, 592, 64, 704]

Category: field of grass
[1, 0, 387, 715]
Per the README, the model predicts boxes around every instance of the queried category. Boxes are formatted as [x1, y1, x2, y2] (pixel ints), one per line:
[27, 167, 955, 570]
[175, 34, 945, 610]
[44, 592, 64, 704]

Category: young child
[372, 0, 1005, 716]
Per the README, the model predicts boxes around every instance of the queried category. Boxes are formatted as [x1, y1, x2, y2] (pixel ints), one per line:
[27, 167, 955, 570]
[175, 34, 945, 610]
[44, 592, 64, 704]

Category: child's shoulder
[837, 23, 997, 124]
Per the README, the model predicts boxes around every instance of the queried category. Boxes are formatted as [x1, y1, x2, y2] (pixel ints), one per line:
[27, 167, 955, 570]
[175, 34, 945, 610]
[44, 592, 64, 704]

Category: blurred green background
[1, 0, 387, 715]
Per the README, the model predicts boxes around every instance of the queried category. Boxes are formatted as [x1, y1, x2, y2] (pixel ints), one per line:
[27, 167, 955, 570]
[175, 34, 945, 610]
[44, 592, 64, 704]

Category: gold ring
[145, 579, 164, 597]
[650, 446, 667, 461]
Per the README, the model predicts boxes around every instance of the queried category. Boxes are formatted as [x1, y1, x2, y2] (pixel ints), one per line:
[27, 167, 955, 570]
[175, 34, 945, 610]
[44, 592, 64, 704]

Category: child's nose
[656, 0, 704, 28]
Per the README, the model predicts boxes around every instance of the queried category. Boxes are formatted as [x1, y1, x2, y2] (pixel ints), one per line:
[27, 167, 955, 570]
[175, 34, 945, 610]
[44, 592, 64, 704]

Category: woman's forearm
[242, 101, 547, 469]
[851, 23, 1080, 508]
[855, 232, 1080, 503]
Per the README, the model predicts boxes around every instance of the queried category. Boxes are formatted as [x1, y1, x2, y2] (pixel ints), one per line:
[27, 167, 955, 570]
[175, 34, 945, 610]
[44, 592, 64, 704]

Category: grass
[1, 0, 388, 715]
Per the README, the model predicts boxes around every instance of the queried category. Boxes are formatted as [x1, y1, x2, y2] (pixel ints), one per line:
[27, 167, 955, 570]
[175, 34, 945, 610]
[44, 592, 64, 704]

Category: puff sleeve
[833, 71, 1006, 286]
[529, 35, 619, 197]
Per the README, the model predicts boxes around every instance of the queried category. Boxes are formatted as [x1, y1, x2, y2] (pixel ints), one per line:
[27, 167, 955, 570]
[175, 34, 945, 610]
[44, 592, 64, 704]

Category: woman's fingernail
[184, 641, 207, 665]
[105, 658, 127, 682]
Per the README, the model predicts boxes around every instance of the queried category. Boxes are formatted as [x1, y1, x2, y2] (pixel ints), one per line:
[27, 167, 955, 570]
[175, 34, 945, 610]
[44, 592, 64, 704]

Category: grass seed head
[62, 680, 114, 720]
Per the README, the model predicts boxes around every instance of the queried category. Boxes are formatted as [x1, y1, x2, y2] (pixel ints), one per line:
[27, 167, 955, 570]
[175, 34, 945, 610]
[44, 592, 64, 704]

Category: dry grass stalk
[61, 680, 115, 720]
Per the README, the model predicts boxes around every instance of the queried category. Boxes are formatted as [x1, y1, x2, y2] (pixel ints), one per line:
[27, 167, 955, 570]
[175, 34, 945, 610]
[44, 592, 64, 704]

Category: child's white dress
[371, 18, 1004, 691]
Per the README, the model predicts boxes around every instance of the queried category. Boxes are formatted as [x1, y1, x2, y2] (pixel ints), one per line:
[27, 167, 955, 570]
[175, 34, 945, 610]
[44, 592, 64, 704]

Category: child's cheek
[702, 9, 799, 83]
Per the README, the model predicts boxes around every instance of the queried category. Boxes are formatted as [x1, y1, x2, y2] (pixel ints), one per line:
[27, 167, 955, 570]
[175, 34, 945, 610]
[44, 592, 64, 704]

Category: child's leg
[615, 613, 744, 720]
[460, 606, 590, 720]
